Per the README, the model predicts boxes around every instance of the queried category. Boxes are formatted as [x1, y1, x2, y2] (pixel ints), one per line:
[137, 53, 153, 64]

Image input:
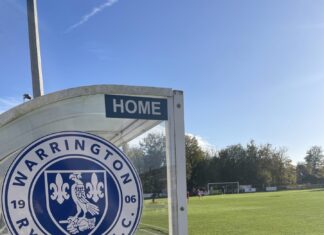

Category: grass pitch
[138, 189, 324, 235]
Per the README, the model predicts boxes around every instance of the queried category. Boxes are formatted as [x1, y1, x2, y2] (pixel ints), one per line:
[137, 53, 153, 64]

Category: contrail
[65, 0, 119, 33]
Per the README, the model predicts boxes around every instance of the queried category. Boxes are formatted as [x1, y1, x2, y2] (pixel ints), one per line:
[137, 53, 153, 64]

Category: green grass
[137, 199, 169, 234]
[138, 189, 324, 234]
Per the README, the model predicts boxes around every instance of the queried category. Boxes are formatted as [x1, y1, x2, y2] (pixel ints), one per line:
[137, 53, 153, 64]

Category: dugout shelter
[0, 85, 188, 235]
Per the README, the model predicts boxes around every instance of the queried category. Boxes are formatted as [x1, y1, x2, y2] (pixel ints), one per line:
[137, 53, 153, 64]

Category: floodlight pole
[27, 0, 44, 98]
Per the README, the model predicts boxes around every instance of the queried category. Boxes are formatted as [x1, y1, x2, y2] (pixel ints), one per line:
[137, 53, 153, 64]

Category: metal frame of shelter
[0, 85, 188, 235]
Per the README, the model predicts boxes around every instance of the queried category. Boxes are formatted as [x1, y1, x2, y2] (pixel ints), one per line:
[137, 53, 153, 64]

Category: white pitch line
[140, 223, 168, 233]
[140, 228, 158, 235]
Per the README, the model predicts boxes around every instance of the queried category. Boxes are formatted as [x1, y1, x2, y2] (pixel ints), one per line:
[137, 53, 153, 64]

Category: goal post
[207, 182, 240, 195]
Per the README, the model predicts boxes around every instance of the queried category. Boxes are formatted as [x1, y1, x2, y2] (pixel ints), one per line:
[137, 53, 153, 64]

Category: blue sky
[1, 0, 324, 163]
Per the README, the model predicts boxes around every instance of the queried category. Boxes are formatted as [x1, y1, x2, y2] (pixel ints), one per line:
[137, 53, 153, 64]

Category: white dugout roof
[0, 85, 188, 235]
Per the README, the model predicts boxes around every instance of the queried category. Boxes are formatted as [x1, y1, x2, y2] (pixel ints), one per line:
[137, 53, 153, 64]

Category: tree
[218, 144, 246, 183]
[185, 135, 205, 191]
[127, 133, 299, 193]
[305, 146, 324, 175]
[140, 133, 166, 170]
[296, 163, 309, 184]
[139, 133, 166, 194]
[126, 133, 167, 194]
[298, 146, 324, 184]
[216, 141, 296, 188]
[125, 145, 145, 174]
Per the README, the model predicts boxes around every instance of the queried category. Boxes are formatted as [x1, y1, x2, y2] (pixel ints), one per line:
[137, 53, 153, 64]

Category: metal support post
[166, 91, 188, 235]
[27, 0, 44, 98]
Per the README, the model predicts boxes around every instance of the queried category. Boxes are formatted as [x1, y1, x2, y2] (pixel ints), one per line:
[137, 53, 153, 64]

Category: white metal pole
[27, 0, 44, 98]
[172, 90, 188, 235]
[166, 91, 188, 235]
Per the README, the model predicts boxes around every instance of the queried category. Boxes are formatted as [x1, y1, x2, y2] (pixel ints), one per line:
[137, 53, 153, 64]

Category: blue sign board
[105, 95, 168, 120]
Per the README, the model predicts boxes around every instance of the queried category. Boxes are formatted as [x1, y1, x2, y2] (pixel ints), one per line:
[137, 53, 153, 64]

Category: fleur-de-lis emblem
[50, 173, 70, 204]
[86, 173, 104, 202]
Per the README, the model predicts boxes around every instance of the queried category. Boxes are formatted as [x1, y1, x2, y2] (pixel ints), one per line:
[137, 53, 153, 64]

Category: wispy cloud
[128, 125, 165, 147]
[187, 133, 217, 154]
[0, 97, 21, 114]
[128, 126, 217, 154]
[65, 0, 119, 33]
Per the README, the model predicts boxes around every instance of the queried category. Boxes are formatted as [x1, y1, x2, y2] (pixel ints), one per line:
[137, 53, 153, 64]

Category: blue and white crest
[1, 132, 143, 235]
[45, 171, 108, 234]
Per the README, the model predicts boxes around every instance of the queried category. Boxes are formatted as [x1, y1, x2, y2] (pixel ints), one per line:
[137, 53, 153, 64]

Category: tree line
[125, 133, 324, 194]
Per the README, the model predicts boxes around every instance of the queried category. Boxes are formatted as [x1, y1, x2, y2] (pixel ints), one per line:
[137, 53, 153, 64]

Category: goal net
[207, 182, 239, 195]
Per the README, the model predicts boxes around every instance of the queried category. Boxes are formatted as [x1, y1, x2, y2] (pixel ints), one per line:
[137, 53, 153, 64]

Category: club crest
[1, 132, 143, 235]
[45, 171, 108, 234]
